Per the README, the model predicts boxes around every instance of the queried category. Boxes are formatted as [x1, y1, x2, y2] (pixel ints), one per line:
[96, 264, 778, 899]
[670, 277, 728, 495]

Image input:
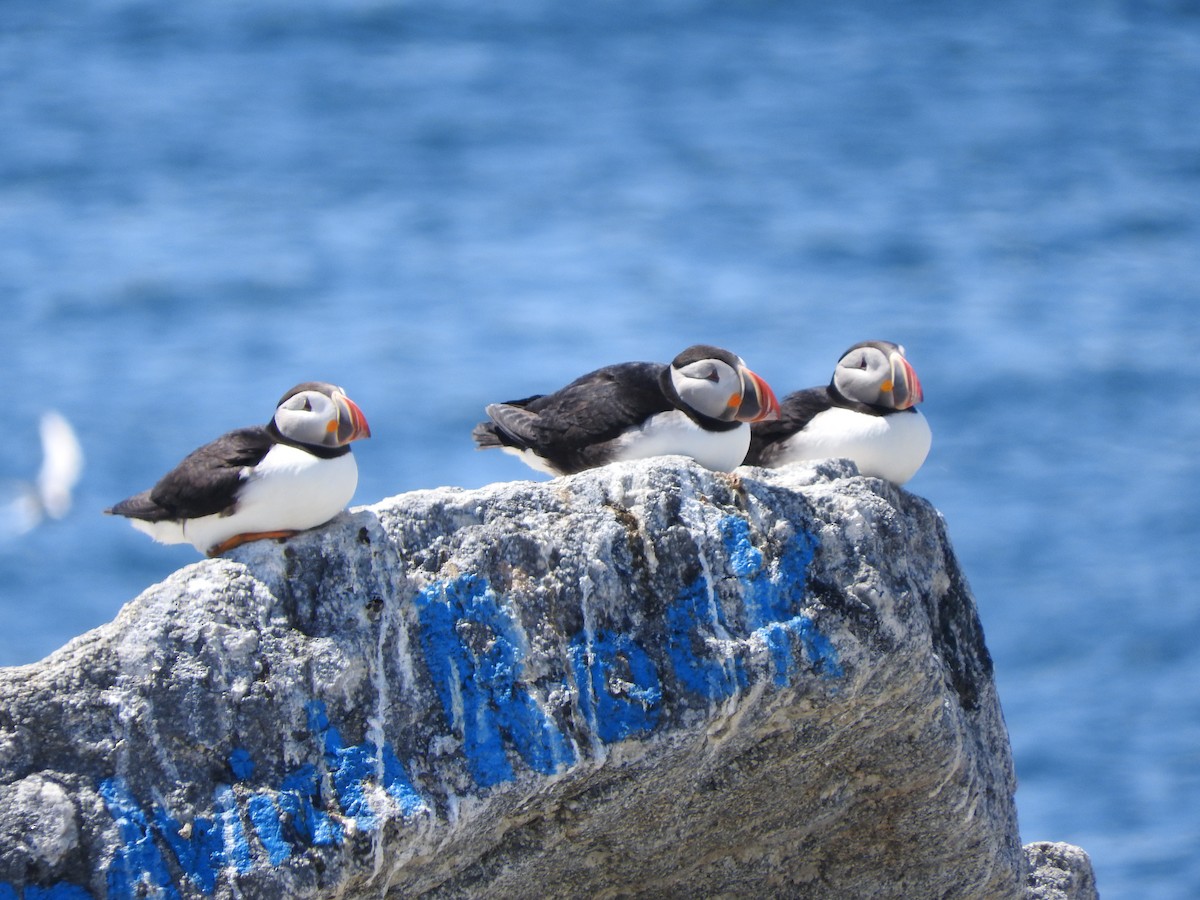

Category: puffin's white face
[833, 342, 924, 410]
[669, 348, 780, 423]
[273, 385, 371, 448]
[672, 357, 745, 420]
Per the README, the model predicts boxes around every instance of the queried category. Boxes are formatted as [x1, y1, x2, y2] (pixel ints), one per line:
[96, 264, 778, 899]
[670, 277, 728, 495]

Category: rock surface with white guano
[0, 458, 1096, 899]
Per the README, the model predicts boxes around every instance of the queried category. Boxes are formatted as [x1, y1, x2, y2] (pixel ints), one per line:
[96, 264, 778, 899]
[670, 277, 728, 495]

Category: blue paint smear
[98, 778, 181, 900]
[720, 515, 818, 628]
[569, 629, 661, 743]
[213, 785, 253, 875]
[153, 806, 221, 893]
[381, 743, 429, 817]
[315, 715, 365, 824]
[90, 707, 426, 896]
[665, 575, 746, 700]
[155, 783, 253, 891]
[228, 748, 255, 782]
[305, 700, 427, 828]
[415, 574, 576, 787]
[775, 528, 820, 608]
[325, 738, 427, 824]
[24, 887, 94, 900]
[278, 764, 343, 847]
[721, 516, 765, 580]
[763, 623, 796, 687]
[667, 517, 835, 699]
[325, 735, 381, 831]
[790, 615, 844, 679]
[719, 516, 840, 681]
[306, 699, 330, 736]
[0, 886, 15, 900]
[247, 794, 291, 866]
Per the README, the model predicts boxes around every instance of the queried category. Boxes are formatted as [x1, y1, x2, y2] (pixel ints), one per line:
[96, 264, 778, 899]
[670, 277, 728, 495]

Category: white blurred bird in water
[1, 411, 85, 536]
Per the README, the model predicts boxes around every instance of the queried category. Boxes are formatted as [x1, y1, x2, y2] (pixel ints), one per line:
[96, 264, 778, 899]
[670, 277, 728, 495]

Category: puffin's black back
[106, 427, 275, 521]
[473, 361, 675, 474]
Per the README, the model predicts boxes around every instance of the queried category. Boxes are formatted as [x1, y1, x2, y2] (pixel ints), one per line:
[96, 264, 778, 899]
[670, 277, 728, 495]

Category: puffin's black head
[665, 345, 781, 424]
[832, 341, 924, 410]
[270, 382, 371, 449]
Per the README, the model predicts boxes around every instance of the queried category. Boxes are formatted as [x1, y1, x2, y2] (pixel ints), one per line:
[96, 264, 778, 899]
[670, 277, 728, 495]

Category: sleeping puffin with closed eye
[106, 382, 371, 556]
[472, 344, 781, 476]
[743, 341, 930, 485]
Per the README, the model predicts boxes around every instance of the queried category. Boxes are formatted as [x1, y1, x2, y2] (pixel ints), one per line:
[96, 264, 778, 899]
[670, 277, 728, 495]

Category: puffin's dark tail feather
[478, 403, 544, 452]
[471, 421, 504, 450]
[106, 490, 171, 521]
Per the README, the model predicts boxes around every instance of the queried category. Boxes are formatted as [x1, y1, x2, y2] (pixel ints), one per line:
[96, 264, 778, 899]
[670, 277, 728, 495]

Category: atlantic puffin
[744, 341, 930, 485]
[472, 344, 781, 476]
[106, 382, 371, 556]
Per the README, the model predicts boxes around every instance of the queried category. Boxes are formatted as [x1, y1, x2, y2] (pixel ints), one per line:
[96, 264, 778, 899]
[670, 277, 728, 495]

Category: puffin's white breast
[132, 445, 358, 553]
[769, 408, 931, 485]
[612, 411, 751, 473]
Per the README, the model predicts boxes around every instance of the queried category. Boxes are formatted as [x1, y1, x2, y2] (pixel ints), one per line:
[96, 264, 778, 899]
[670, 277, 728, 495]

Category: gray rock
[1025, 841, 1100, 900]
[0, 457, 1087, 899]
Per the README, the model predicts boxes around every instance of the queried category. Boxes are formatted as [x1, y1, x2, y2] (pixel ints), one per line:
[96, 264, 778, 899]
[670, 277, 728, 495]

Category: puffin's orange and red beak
[888, 353, 924, 410]
[333, 391, 372, 444]
[733, 366, 781, 423]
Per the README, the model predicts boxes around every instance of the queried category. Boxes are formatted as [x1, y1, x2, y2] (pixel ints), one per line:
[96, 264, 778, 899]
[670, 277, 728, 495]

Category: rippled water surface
[2, 2, 1198, 896]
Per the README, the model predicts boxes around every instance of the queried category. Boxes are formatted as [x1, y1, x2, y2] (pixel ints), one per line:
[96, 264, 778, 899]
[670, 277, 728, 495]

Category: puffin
[106, 382, 371, 556]
[472, 344, 781, 476]
[743, 341, 931, 485]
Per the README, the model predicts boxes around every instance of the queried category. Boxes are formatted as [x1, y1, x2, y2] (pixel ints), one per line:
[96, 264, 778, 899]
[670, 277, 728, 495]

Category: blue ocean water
[1, 1, 1197, 895]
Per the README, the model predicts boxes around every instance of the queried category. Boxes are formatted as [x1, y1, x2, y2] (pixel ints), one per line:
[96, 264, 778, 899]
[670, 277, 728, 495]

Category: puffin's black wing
[745, 387, 834, 466]
[474, 362, 673, 472]
[107, 427, 275, 521]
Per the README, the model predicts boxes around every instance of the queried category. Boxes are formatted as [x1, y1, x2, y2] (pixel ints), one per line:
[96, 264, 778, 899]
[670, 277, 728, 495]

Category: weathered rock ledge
[0, 458, 1096, 899]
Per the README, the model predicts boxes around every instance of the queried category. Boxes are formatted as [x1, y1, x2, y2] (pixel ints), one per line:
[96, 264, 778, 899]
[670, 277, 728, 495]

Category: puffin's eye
[302, 398, 313, 412]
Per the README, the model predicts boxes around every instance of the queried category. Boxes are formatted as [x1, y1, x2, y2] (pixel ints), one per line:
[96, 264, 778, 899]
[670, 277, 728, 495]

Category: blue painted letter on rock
[569, 629, 661, 743]
[98, 778, 180, 900]
[415, 574, 576, 787]
[667, 516, 838, 699]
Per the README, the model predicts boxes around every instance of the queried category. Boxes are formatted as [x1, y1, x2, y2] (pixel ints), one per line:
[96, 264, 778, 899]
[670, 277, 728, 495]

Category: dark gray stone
[0, 457, 1089, 898]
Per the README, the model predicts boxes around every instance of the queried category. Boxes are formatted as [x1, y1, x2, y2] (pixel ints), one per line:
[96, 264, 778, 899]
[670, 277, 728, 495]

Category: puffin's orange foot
[207, 530, 300, 557]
